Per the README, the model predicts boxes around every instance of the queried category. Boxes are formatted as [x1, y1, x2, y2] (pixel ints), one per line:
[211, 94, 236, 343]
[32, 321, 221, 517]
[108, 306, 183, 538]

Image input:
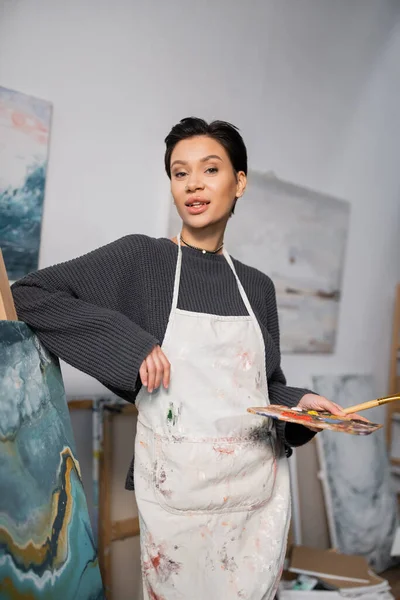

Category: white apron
[134, 236, 291, 600]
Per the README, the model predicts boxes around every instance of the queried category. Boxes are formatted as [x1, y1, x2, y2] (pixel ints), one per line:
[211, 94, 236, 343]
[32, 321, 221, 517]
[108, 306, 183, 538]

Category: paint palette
[247, 405, 382, 435]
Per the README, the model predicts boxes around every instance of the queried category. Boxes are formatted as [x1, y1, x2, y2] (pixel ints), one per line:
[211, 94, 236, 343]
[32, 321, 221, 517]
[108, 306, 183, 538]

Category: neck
[180, 223, 226, 254]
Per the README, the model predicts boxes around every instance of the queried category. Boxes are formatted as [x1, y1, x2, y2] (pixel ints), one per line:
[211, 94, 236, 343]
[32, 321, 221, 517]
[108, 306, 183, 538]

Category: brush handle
[342, 394, 400, 415]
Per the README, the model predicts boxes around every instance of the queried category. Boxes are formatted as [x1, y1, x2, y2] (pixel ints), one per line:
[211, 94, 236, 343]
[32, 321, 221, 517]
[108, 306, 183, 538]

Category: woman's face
[170, 135, 246, 229]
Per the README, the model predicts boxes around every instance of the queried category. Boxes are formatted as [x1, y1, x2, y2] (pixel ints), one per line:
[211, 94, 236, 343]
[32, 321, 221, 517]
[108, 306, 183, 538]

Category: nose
[185, 173, 205, 192]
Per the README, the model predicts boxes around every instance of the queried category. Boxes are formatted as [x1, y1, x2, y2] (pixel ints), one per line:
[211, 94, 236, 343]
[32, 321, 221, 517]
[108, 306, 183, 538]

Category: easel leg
[99, 409, 113, 598]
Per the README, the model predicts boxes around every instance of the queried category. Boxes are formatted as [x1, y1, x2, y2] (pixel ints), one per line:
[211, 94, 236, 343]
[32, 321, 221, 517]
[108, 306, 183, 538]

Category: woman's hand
[139, 345, 171, 393]
[297, 393, 368, 431]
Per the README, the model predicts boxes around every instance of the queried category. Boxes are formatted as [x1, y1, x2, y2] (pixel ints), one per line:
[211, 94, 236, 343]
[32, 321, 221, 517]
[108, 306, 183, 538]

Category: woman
[12, 117, 352, 599]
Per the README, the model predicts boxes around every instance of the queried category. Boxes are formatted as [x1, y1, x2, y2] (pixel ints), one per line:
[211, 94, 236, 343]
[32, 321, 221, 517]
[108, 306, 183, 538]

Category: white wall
[2, 0, 399, 398]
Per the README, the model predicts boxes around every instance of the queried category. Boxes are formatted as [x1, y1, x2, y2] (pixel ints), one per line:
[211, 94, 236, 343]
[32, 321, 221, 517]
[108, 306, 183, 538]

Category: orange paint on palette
[281, 410, 313, 422]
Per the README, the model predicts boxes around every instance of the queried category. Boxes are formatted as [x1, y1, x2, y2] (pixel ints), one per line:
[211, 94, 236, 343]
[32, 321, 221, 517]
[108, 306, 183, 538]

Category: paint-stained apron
[134, 235, 291, 600]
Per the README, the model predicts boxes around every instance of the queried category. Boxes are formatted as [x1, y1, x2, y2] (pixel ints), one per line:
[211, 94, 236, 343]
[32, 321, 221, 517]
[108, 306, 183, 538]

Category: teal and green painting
[0, 321, 104, 599]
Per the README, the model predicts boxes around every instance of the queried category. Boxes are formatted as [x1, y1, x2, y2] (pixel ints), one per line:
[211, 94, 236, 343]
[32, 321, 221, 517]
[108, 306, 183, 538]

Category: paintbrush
[342, 393, 400, 415]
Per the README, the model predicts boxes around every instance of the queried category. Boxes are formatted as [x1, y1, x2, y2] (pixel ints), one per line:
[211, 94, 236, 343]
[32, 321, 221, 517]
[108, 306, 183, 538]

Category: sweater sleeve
[11, 236, 159, 398]
[265, 278, 317, 450]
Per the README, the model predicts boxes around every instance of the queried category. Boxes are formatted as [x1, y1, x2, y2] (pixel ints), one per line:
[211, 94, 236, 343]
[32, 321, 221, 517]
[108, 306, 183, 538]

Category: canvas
[0, 321, 104, 598]
[0, 86, 51, 281]
[167, 173, 350, 353]
[312, 374, 398, 573]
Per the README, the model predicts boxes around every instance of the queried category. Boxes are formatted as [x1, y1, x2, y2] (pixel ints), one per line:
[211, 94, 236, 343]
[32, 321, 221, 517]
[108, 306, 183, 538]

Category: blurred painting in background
[0, 86, 52, 280]
[313, 374, 397, 572]
[168, 172, 350, 353]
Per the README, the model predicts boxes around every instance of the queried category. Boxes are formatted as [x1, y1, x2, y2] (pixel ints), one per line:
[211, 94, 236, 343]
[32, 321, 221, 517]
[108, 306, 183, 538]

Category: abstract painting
[167, 172, 350, 353]
[0, 321, 104, 598]
[0, 86, 52, 281]
[312, 374, 398, 573]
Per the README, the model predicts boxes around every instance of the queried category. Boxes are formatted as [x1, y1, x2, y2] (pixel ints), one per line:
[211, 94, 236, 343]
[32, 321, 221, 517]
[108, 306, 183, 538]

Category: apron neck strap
[173, 234, 257, 322]
[170, 233, 184, 312]
[222, 249, 259, 322]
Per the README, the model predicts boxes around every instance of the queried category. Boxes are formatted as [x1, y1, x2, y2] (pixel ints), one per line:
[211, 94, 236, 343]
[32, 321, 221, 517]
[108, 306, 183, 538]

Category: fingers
[319, 401, 369, 421]
[346, 412, 369, 422]
[145, 353, 157, 393]
[330, 402, 346, 416]
[139, 361, 148, 387]
[316, 398, 346, 416]
[158, 347, 171, 389]
[139, 346, 171, 393]
[298, 394, 346, 416]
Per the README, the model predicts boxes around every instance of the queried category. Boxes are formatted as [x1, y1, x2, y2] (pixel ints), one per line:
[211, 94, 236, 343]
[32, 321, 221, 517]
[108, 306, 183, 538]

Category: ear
[236, 171, 247, 199]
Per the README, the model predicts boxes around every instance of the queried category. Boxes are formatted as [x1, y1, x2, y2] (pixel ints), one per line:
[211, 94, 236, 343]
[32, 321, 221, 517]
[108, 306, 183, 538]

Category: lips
[185, 198, 210, 207]
[185, 198, 210, 215]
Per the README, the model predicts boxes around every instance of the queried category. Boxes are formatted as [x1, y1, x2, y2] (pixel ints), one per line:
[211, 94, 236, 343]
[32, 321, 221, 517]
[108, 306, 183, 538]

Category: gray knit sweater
[11, 234, 315, 489]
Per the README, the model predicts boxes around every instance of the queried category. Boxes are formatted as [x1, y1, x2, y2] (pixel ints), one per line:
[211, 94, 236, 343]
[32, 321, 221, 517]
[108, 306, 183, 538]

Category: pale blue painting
[0, 321, 104, 599]
[0, 86, 52, 280]
[312, 374, 398, 573]
[168, 173, 350, 353]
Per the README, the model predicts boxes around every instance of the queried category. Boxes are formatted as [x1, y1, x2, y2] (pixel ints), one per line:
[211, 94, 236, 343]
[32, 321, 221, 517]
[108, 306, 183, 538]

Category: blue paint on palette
[0, 86, 52, 281]
[0, 322, 104, 599]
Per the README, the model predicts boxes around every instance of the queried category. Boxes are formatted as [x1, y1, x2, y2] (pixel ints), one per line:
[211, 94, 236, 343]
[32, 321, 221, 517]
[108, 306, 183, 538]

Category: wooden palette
[247, 405, 382, 435]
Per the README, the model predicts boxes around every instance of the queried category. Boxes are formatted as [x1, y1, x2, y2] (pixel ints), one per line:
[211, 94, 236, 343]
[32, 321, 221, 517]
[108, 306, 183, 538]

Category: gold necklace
[180, 235, 224, 255]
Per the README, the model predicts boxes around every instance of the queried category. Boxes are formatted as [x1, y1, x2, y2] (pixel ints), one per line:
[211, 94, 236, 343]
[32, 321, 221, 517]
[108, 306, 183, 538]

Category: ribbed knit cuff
[268, 381, 317, 450]
[127, 332, 160, 391]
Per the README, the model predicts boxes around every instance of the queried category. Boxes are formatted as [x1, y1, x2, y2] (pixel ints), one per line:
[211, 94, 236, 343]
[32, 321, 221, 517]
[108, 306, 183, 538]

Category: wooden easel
[68, 398, 140, 599]
[0, 250, 18, 320]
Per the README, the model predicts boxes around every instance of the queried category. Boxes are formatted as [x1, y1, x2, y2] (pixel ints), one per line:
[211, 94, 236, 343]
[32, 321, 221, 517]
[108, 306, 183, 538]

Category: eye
[205, 167, 218, 174]
[174, 171, 187, 179]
